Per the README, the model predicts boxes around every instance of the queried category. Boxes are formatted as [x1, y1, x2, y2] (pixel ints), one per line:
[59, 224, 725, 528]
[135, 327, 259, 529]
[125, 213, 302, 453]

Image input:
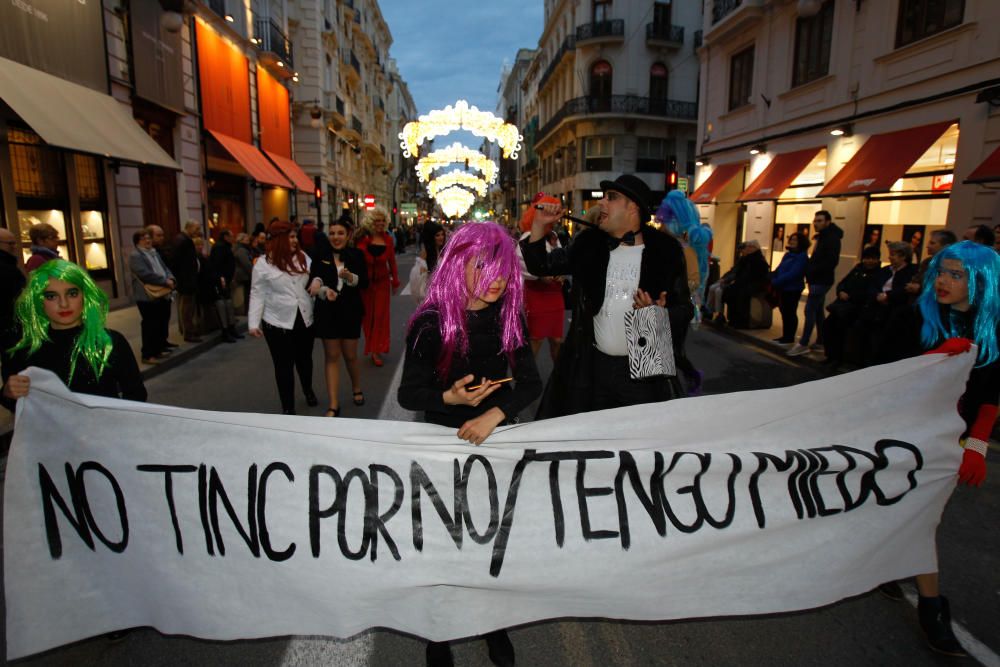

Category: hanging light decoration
[434, 186, 477, 218]
[427, 169, 489, 198]
[416, 142, 499, 183]
[399, 100, 523, 159]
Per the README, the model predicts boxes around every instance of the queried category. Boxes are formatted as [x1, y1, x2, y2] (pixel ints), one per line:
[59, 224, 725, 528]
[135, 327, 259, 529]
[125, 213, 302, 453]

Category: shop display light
[415, 142, 498, 183]
[427, 169, 489, 198]
[399, 100, 523, 159]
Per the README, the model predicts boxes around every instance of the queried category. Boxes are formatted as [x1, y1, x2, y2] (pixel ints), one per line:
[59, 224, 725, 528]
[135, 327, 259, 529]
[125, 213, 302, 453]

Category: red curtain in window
[257, 67, 291, 158]
[195, 20, 251, 143]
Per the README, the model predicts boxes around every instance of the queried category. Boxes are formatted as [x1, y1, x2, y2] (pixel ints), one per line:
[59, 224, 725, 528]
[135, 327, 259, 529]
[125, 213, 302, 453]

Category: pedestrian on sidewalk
[248, 221, 318, 415]
[397, 221, 540, 667]
[770, 232, 809, 346]
[523, 174, 692, 417]
[310, 218, 368, 417]
[128, 230, 176, 364]
[788, 210, 842, 357]
[357, 207, 400, 367]
[209, 230, 241, 342]
[0, 227, 26, 360]
[232, 233, 254, 315]
[2, 260, 146, 409]
[722, 239, 769, 329]
[170, 221, 203, 343]
[24, 222, 61, 272]
[146, 225, 179, 353]
[821, 245, 883, 366]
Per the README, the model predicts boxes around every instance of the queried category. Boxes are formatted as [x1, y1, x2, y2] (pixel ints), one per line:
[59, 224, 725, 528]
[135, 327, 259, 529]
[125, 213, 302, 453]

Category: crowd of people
[0, 169, 997, 665]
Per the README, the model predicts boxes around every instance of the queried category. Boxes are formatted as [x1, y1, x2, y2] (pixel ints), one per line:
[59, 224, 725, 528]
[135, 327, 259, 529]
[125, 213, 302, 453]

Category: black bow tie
[607, 231, 637, 251]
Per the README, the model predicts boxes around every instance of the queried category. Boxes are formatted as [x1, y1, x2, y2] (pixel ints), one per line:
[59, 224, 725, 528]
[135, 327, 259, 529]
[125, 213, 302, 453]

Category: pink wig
[408, 222, 525, 379]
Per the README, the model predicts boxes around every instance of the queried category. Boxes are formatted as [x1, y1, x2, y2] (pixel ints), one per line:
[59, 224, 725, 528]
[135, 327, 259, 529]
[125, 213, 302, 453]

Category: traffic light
[314, 176, 322, 209]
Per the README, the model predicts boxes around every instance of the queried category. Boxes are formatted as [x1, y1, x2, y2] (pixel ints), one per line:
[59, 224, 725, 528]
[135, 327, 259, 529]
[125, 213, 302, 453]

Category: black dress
[309, 246, 369, 340]
[1, 326, 147, 411]
[397, 301, 542, 427]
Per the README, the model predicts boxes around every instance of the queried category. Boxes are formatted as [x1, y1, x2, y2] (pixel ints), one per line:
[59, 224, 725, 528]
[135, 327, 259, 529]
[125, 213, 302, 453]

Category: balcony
[646, 22, 684, 48]
[538, 35, 576, 92]
[706, 0, 764, 43]
[575, 19, 624, 44]
[254, 16, 293, 69]
[352, 115, 363, 135]
[374, 96, 385, 120]
[340, 48, 361, 86]
[324, 92, 346, 128]
[712, 0, 742, 24]
[537, 95, 697, 144]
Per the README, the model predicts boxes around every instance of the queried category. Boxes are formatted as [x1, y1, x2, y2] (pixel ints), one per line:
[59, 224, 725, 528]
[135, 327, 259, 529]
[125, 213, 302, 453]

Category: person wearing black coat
[790, 210, 843, 355]
[851, 241, 918, 366]
[170, 221, 202, 342]
[309, 220, 369, 416]
[722, 240, 770, 329]
[821, 245, 884, 365]
[522, 174, 693, 418]
[209, 230, 241, 341]
[0, 228, 26, 358]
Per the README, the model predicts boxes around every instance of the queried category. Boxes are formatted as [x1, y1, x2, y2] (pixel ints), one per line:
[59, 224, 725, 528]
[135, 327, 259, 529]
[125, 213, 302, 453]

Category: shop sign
[677, 177, 689, 193]
[401, 203, 417, 215]
[363, 194, 376, 210]
[130, 0, 185, 114]
[0, 0, 106, 92]
[931, 174, 953, 192]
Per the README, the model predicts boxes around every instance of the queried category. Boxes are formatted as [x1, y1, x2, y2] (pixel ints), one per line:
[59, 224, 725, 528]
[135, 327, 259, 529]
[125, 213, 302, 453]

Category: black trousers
[263, 313, 315, 412]
[777, 290, 802, 343]
[137, 300, 170, 359]
[590, 349, 681, 411]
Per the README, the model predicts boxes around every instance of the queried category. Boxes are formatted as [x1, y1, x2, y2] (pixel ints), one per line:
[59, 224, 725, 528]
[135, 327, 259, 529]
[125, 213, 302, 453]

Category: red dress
[357, 233, 400, 355]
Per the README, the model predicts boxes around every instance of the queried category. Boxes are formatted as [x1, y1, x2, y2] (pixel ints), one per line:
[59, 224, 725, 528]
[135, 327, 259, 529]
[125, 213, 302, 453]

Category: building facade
[521, 0, 702, 224]
[694, 0, 1000, 277]
[493, 49, 539, 225]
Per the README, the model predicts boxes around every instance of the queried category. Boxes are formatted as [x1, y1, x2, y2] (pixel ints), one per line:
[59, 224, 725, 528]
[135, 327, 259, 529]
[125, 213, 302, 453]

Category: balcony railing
[712, 0, 743, 24]
[575, 19, 624, 42]
[537, 95, 697, 143]
[538, 35, 576, 91]
[646, 22, 684, 45]
[254, 16, 293, 67]
[352, 115, 363, 135]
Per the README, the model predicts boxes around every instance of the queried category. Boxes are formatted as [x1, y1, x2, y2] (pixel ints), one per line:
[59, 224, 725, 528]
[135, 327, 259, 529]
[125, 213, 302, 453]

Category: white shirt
[248, 256, 314, 330]
[594, 244, 643, 356]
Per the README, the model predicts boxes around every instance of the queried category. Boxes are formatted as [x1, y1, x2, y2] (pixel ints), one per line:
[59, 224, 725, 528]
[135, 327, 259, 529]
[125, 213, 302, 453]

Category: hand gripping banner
[4, 354, 973, 659]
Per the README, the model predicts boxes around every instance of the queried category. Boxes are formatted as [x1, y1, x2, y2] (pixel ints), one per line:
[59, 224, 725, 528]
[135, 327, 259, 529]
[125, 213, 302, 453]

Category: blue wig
[656, 191, 712, 295]
[917, 240, 999, 366]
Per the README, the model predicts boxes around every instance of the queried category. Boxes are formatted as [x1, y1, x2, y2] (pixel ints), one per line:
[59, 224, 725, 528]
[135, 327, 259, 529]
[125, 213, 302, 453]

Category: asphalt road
[3, 251, 998, 666]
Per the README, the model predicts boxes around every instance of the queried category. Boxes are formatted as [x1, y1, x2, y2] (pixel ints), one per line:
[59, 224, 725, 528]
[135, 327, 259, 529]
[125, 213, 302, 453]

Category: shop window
[896, 0, 964, 48]
[584, 136, 613, 172]
[792, 0, 834, 88]
[649, 63, 669, 114]
[75, 155, 110, 272]
[8, 127, 65, 198]
[636, 137, 673, 173]
[728, 46, 754, 111]
[590, 60, 613, 112]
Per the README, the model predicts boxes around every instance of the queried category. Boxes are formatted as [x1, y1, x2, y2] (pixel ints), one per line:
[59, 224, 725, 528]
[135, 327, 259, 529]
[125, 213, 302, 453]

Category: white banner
[4, 354, 973, 659]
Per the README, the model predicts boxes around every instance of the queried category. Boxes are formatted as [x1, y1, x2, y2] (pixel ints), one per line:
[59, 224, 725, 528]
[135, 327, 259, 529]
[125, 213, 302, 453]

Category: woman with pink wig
[397, 221, 540, 666]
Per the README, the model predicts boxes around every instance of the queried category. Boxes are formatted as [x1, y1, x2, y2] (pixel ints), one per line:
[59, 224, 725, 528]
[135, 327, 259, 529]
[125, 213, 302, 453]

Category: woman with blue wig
[2, 260, 146, 408]
[878, 240, 998, 657]
[397, 221, 541, 667]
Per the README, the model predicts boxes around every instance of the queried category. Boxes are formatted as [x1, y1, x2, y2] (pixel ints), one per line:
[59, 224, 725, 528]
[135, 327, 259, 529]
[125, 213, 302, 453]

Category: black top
[0, 249, 26, 349]
[169, 233, 199, 294]
[210, 238, 236, 284]
[398, 301, 542, 427]
[806, 223, 843, 285]
[309, 246, 369, 330]
[836, 262, 883, 305]
[1, 327, 147, 411]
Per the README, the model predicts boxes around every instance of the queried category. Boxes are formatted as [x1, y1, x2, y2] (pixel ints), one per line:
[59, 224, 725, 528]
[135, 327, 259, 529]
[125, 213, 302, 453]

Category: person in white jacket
[248, 221, 319, 414]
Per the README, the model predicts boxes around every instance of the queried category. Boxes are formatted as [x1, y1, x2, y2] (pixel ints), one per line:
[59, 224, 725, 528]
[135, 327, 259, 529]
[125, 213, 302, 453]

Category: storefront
[691, 161, 747, 273]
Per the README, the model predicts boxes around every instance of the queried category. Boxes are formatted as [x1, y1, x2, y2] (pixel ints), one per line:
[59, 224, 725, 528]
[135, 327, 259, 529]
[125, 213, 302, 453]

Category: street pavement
[3, 250, 998, 666]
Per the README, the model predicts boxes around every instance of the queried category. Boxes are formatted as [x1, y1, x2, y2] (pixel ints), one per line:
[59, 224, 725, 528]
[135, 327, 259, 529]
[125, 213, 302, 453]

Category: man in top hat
[522, 174, 693, 418]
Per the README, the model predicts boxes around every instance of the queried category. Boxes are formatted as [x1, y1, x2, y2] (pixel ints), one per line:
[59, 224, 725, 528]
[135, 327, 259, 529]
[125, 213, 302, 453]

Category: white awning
[0, 56, 180, 170]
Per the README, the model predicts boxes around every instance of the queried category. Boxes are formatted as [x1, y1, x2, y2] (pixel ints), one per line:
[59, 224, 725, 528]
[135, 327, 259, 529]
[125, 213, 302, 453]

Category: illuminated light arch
[399, 100, 523, 159]
[416, 143, 498, 183]
[433, 185, 477, 218]
[427, 169, 489, 198]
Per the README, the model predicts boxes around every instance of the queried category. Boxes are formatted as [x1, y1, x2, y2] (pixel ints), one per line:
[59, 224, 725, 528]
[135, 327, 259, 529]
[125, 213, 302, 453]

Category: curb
[138, 322, 248, 381]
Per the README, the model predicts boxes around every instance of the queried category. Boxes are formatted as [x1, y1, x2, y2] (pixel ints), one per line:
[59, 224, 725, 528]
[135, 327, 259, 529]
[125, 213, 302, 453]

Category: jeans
[799, 284, 830, 346]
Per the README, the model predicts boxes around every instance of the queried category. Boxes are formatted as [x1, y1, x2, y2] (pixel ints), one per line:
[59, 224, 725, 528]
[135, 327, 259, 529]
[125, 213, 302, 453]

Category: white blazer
[248, 256, 314, 330]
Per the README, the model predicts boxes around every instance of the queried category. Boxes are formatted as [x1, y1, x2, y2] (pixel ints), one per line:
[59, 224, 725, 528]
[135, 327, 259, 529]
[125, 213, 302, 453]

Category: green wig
[9, 260, 113, 382]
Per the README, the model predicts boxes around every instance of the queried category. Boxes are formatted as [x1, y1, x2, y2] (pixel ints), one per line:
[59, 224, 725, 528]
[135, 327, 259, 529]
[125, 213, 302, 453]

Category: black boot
[484, 629, 515, 667]
[426, 640, 454, 667]
[918, 595, 966, 657]
[303, 388, 319, 407]
[228, 326, 244, 339]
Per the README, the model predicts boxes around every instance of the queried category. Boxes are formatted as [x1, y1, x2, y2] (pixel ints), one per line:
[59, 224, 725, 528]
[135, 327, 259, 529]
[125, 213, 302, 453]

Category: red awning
[265, 150, 314, 192]
[690, 162, 745, 204]
[818, 121, 953, 197]
[208, 130, 292, 188]
[965, 145, 1000, 184]
[737, 147, 823, 201]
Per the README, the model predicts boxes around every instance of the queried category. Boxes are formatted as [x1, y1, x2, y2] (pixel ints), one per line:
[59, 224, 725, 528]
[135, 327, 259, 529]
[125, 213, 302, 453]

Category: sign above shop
[364, 194, 376, 210]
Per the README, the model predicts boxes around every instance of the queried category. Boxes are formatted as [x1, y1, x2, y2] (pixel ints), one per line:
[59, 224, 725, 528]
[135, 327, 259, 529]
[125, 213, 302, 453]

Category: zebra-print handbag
[624, 305, 676, 380]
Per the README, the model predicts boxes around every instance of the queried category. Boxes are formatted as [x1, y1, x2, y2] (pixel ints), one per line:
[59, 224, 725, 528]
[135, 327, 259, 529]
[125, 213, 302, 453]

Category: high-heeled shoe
[325, 407, 340, 417]
[371, 354, 384, 367]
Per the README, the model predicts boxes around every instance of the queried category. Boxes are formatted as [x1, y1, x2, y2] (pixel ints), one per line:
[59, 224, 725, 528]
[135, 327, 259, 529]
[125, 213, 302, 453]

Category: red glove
[958, 448, 986, 486]
[924, 337, 973, 356]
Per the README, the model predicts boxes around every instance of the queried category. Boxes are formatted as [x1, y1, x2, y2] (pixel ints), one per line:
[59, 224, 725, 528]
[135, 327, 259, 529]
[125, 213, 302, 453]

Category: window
[636, 137, 673, 173]
[649, 63, 669, 113]
[792, 0, 834, 87]
[896, 0, 964, 47]
[593, 0, 611, 23]
[728, 46, 754, 111]
[590, 60, 613, 111]
[653, 1, 672, 28]
[585, 136, 613, 171]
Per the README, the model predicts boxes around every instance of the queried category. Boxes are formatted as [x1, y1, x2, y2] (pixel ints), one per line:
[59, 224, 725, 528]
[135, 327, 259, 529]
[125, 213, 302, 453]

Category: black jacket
[874, 263, 918, 308]
[806, 223, 843, 285]
[521, 224, 692, 418]
[0, 249, 26, 349]
[210, 238, 236, 285]
[836, 263, 883, 305]
[309, 246, 369, 319]
[169, 233, 199, 294]
[727, 250, 769, 296]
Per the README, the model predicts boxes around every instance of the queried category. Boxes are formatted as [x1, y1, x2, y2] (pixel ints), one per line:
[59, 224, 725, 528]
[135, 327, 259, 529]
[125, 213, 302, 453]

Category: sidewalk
[1, 304, 246, 437]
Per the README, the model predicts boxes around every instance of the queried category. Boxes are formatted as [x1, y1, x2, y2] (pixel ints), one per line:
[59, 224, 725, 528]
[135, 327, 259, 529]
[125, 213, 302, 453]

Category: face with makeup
[465, 257, 507, 309]
[935, 258, 970, 310]
[42, 278, 84, 329]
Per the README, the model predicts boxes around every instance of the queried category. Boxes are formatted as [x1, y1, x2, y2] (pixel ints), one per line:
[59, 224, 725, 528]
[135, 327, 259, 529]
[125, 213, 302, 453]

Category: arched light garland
[415, 143, 498, 183]
[427, 169, 488, 198]
[434, 185, 476, 218]
[399, 100, 523, 159]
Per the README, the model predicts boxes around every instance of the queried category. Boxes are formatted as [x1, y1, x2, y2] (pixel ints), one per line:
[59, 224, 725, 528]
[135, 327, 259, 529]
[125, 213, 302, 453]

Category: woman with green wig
[1, 260, 146, 407]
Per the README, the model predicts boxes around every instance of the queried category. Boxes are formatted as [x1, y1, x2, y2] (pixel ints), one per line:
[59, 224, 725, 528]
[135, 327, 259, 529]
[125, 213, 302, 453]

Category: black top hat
[600, 174, 654, 222]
